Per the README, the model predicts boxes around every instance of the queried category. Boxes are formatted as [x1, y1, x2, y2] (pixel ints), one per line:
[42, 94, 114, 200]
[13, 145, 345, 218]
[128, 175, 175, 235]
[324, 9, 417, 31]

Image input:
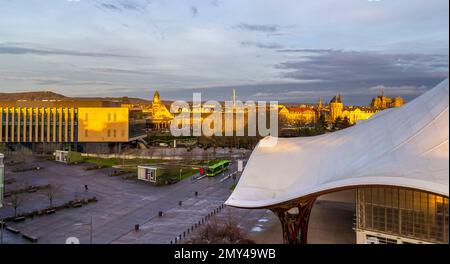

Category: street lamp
[0, 220, 4, 244]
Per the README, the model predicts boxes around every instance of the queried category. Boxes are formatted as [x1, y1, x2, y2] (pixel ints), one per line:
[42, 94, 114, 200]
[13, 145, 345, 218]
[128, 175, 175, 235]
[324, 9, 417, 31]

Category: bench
[45, 209, 56, 215]
[72, 202, 82, 208]
[6, 226, 20, 234]
[13, 216, 26, 222]
[22, 233, 38, 243]
[27, 188, 38, 193]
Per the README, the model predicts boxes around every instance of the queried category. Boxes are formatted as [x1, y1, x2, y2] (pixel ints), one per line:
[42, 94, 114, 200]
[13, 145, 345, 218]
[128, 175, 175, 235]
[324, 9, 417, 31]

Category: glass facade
[357, 187, 449, 243]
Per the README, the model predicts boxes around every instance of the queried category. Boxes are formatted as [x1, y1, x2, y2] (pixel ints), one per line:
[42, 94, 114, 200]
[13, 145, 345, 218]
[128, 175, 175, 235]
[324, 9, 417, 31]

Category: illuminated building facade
[356, 187, 448, 244]
[327, 92, 404, 124]
[0, 106, 129, 143]
[371, 89, 405, 109]
[149, 91, 173, 129]
[0, 100, 146, 152]
[279, 106, 316, 125]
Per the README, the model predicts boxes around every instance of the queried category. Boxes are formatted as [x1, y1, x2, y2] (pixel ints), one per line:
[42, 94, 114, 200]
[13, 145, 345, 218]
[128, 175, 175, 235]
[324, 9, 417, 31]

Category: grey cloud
[241, 41, 283, 49]
[190, 6, 199, 17]
[233, 23, 280, 33]
[0, 44, 133, 58]
[277, 48, 336, 53]
[276, 49, 449, 82]
[0, 74, 113, 86]
[96, 0, 152, 12]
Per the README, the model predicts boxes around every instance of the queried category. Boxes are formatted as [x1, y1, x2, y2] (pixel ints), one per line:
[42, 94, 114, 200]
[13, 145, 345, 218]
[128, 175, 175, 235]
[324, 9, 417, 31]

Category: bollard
[158, 211, 163, 217]
[178, 201, 182, 206]
[134, 224, 140, 231]
[195, 191, 198, 196]
[183, 232, 185, 237]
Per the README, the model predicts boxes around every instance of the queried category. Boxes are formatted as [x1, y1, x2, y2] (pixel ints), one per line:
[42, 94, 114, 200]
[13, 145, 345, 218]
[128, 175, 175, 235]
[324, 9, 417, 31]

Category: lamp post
[0, 220, 4, 244]
[179, 169, 183, 182]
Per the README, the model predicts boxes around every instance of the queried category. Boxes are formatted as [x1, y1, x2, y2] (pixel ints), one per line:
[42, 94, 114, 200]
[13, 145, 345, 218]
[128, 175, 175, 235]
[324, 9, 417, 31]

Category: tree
[342, 116, 352, 129]
[10, 191, 25, 218]
[44, 183, 62, 208]
[332, 117, 343, 130]
[315, 114, 327, 134]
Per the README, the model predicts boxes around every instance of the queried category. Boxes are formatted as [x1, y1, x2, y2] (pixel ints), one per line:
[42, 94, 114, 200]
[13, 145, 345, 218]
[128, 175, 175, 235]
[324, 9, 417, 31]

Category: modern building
[137, 165, 159, 183]
[0, 100, 146, 153]
[226, 79, 449, 244]
[356, 187, 448, 244]
[0, 153, 4, 208]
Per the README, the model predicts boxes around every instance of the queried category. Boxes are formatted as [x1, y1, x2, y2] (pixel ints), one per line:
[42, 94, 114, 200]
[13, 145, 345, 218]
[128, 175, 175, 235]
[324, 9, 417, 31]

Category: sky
[0, 0, 448, 104]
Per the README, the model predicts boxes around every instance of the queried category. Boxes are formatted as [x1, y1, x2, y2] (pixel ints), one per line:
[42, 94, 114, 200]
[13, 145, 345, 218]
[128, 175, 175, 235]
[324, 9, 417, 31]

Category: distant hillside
[0, 91, 158, 105]
[0, 91, 66, 101]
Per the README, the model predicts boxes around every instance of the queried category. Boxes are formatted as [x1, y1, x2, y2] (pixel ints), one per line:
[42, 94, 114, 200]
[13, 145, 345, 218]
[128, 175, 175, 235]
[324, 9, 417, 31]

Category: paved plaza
[0, 156, 355, 244]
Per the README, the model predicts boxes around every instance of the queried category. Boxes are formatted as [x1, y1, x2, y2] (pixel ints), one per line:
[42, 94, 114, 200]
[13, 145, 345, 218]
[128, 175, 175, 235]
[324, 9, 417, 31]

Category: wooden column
[271, 198, 316, 244]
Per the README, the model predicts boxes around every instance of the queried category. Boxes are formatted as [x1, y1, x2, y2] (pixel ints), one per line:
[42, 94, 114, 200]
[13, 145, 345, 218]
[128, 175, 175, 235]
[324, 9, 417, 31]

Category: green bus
[205, 160, 230, 177]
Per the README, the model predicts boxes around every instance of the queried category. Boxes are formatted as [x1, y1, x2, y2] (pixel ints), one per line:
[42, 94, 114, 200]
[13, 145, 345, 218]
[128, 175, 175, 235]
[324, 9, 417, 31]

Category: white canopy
[226, 79, 449, 208]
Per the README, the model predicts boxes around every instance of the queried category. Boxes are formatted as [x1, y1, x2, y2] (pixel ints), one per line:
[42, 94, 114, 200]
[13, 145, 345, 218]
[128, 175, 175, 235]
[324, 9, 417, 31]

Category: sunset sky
[0, 0, 448, 104]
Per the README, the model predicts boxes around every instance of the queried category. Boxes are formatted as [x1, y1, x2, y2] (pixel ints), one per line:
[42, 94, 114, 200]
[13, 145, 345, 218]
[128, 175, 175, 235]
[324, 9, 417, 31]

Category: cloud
[96, 0, 152, 12]
[241, 41, 283, 49]
[0, 43, 134, 58]
[233, 23, 280, 33]
[277, 48, 336, 53]
[190, 6, 198, 17]
[0, 74, 113, 86]
[276, 49, 449, 82]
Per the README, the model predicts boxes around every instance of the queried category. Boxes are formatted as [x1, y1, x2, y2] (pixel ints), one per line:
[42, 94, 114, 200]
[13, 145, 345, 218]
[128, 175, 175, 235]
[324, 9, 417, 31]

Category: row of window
[0, 109, 78, 142]
[357, 187, 449, 243]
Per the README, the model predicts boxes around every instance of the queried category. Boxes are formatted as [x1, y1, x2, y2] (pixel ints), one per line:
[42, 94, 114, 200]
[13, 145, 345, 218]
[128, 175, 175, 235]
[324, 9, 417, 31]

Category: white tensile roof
[226, 79, 449, 208]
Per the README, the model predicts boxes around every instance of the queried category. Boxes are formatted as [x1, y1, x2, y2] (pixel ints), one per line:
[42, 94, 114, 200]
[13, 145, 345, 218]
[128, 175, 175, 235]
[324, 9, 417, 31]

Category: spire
[233, 88, 236, 108]
[153, 90, 160, 103]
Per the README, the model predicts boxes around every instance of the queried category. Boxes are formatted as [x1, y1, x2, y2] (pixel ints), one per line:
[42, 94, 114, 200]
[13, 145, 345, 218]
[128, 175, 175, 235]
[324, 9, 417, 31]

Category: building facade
[148, 91, 173, 130]
[0, 106, 129, 143]
[279, 106, 316, 125]
[371, 89, 404, 109]
[356, 187, 449, 244]
[327, 92, 404, 124]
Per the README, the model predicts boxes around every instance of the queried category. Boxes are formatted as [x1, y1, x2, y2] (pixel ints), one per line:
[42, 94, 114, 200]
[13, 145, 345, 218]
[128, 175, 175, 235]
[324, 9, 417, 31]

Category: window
[85, 129, 88, 137]
[107, 129, 111, 137]
[114, 113, 117, 122]
[113, 129, 117, 137]
[108, 113, 111, 122]
[85, 113, 88, 121]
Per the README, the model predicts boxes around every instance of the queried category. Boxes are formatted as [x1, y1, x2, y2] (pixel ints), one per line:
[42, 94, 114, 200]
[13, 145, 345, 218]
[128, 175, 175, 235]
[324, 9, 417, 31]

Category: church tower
[330, 93, 343, 121]
[153, 90, 161, 104]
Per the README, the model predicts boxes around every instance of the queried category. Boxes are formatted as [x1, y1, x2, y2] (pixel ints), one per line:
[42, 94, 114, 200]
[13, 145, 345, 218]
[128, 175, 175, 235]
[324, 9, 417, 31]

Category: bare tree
[10, 192, 25, 218]
[44, 183, 62, 208]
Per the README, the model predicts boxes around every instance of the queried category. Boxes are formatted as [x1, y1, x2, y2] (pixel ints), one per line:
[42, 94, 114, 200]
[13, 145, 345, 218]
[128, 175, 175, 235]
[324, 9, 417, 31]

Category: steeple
[233, 88, 236, 108]
[153, 90, 161, 103]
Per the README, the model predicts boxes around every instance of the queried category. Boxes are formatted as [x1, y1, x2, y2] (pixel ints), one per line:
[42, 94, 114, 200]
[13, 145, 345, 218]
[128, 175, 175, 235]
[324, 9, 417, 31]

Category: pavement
[0, 157, 356, 244]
